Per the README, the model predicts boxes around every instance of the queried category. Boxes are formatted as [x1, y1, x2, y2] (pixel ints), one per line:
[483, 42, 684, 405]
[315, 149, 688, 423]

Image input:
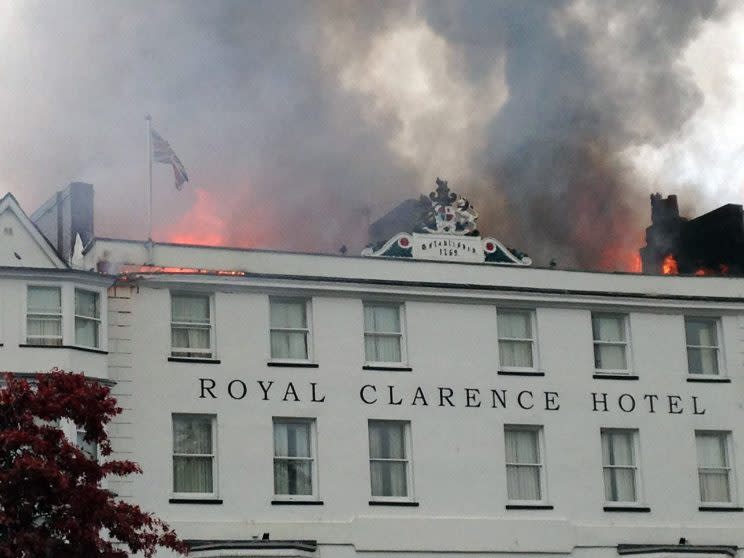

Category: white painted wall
[114, 268, 744, 557]
[2, 236, 741, 556]
[0, 274, 110, 377]
[0, 208, 58, 268]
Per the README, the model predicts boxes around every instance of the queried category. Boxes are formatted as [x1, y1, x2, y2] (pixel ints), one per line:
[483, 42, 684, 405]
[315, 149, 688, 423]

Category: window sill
[369, 500, 419, 507]
[603, 505, 650, 512]
[699, 505, 743, 512]
[271, 499, 323, 505]
[687, 376, 731, 383]
[168, 357, 221, 364]
[267, 361, 319, 368]
[593, 373, 639, 381]
[363, 365, 413, 372]
[168, 504, 222, 506]
[19, 344, 108, 354]
[505, 504, 554, 510]
[498, 370, 545, 377]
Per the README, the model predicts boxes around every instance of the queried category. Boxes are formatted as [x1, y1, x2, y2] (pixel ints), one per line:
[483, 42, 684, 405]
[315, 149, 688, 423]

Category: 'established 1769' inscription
[197, 379, 707, 416]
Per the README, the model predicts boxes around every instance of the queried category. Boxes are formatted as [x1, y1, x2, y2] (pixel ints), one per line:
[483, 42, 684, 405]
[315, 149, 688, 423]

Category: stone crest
[418, 178, 478, 236]
[362, 178, 531, 266]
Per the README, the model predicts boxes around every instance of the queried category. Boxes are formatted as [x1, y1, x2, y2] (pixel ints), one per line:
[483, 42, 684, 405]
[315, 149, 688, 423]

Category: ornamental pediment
[362, 178, 531, 266]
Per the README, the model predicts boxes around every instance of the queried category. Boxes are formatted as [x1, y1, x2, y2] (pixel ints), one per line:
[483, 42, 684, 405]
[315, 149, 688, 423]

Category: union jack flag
[151, 129, 189, 190]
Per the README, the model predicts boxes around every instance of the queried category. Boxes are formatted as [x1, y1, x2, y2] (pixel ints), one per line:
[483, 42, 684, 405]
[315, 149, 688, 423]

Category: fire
[630, 253, 642, 273]
[662, 254, 678, 275]
[120, 264, 246, 276]
[596, 242, 644, 273]
[159, 188, 227, 246]
[694, 264, 729, 276]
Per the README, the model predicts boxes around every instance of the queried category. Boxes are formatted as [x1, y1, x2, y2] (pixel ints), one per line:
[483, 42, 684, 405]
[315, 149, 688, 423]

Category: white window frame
[272, 417, 319, 501]
[503, 424, 547, 504]
[496, 308, 538, 372]
[74, 288, 101, 349]
[22, 283, 107, 350]
[170, 292, 215, 359]
[695, 430, 737, 506]
[268, 298, 314, 364]
[685, 317, 724, 377]
[363, 302, 407, 367]
[368, 419, 414, 502]
[26, 284, 63, 346]
[591, 312, 632, 375]
[601, 428, 644, 506]
[171, 413, 218, 499]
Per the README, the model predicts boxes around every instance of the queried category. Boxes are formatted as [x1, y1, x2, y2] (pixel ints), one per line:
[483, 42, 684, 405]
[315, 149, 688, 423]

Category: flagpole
[146, 114, 153, 243]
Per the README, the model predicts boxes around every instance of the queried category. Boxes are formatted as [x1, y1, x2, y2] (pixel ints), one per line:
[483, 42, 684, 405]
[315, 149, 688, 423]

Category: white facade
[2, 192, 744, 558]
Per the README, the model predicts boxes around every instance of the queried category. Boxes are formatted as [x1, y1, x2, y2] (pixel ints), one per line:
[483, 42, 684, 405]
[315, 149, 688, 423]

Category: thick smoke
[0, 0, 733, 269]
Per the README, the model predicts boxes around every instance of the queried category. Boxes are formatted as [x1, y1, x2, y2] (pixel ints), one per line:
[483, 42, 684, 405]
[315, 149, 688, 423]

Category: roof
[0, 192, 66, 269]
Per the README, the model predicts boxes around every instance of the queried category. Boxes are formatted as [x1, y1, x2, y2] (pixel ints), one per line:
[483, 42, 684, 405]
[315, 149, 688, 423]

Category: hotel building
[1, 183, 742, 558]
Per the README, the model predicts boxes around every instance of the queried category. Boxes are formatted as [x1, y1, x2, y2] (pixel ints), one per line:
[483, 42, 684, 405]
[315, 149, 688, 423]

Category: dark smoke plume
[0, 0, 731, 269]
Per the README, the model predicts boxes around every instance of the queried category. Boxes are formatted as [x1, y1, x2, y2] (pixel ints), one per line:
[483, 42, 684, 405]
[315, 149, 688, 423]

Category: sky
[1, 0, 744, 270]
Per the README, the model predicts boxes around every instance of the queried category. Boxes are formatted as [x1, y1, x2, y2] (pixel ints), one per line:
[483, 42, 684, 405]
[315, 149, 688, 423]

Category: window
[270, 299, 311, 361]
[75, 289, 100, 348]
[601, 429, 639, 503]
[368, 420, 411, 499]
[497, 310, 536, 370]
[172, 414, 216, 495]
[273, 418, 316, 498]
[696, 431, 733, 504]
[27, 286, 62, 346]
[504, 426, 544, 502]
[364, 303, 404, 364]
[171, 293, 213, 358]
[592, 313, 629, 372]
[686, 318, 721, 375]
[76, 427, 98, 460]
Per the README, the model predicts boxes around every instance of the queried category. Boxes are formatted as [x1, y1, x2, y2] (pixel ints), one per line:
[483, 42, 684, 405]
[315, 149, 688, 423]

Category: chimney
[639, 193, 685, 273]
[640, 193, 744, 275]
[31, 182, 94, 263]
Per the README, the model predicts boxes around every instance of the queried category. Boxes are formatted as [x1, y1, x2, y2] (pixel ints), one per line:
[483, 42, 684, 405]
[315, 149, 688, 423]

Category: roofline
[86, 236, 358, 259]
[85, 236, 728, 278]
[125, 270, 744, 305]
[0, 192, 67, 268]
[0, 266, 114, 285]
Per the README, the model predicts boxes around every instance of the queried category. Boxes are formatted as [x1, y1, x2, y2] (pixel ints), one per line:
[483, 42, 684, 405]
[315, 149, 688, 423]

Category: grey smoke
[0, 0, 730, 269]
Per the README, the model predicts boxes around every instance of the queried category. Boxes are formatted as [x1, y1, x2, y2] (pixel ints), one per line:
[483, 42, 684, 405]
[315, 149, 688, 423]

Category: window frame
[496, 308, 538, 373]
[503, 424, 547, 505]
[25, 284, 63, 346]
[73, 288, 101, 349]
[685, 317, 724, 377]
[171, 413, 218, 499]
[591, 312, 632, 375]
[272, 417, 319, 501]
[695, 430, 737, 506]
[368, 419, 414, 502]
[600, 428, 644, 506]
[170, 292, 216, 359]
[268, 298, 314, 364]
[362, 302, 407, 367]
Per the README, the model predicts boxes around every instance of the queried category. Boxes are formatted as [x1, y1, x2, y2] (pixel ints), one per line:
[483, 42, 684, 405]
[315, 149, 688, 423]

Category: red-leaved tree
[0, 369, 187, 558]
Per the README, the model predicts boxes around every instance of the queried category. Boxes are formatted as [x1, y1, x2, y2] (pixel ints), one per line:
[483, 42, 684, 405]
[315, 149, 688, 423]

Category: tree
[0, 369, 187, 558]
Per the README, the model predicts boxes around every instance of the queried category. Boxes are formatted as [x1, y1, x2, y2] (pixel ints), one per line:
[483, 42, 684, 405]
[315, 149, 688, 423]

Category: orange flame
[160, 188, 227, 246]
[694, 264, 729, 276]
[596, 243, 644, 273]
[120, 264, 246, 276]
[662, 254, 678, 275]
